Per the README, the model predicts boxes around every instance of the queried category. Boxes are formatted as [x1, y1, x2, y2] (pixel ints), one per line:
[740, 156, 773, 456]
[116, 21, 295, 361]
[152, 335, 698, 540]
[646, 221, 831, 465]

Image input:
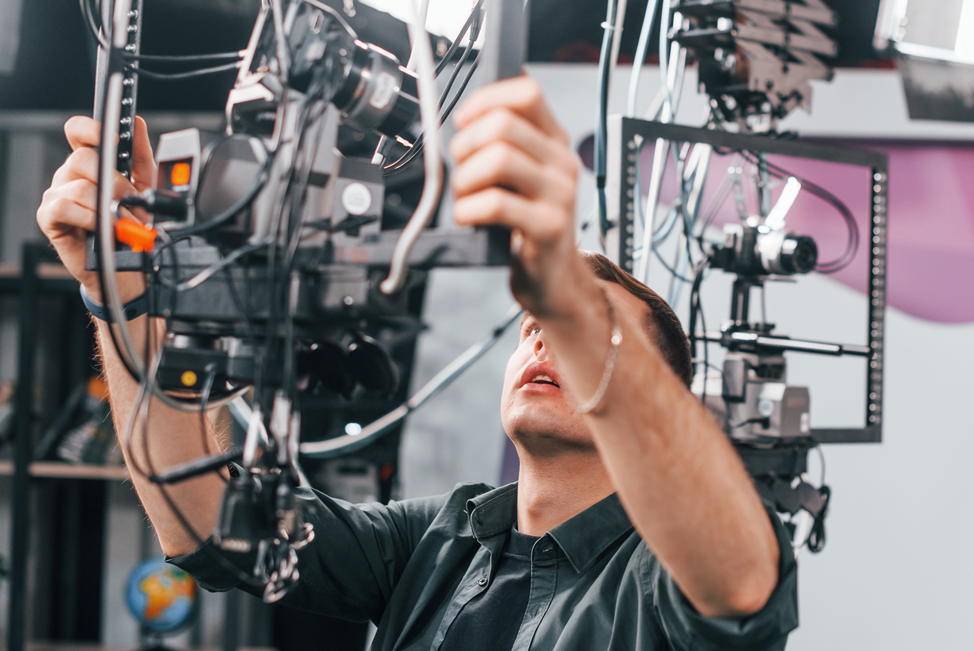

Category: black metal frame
[7, 243, 42, 651]
[606, 117, 888, 444]
[5, 243, 118, 651]
[5, 243, 92, 651]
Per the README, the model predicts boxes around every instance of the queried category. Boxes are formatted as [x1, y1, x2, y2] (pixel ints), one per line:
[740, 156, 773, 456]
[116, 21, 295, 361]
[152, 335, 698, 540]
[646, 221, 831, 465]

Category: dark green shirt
[170, 482, 799, 650]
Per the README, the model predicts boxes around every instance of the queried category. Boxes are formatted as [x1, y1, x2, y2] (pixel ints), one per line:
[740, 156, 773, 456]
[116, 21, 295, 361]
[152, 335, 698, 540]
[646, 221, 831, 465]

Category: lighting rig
[606, 0, 886, 551]
[86, 0, 527, 601]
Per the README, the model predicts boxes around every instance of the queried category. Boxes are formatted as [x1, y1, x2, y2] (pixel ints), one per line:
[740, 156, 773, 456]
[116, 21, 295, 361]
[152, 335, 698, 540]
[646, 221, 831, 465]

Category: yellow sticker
[180, 371, 198, 387]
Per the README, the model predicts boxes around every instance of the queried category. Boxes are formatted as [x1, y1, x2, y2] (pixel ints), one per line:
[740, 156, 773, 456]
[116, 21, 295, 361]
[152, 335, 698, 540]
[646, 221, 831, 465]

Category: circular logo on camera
[342, 182, 372, 216]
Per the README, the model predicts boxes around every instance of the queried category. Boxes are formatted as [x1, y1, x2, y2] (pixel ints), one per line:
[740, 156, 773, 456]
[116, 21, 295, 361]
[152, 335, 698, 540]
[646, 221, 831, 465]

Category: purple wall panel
[633, 140, 974, 324]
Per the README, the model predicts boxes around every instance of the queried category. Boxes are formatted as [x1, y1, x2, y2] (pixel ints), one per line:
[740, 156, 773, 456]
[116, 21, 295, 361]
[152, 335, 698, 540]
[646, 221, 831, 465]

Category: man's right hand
[36, 115, 157, 304]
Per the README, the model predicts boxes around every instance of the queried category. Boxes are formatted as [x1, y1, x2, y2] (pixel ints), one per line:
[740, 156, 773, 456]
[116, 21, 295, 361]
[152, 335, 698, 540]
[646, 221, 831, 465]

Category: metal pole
[223, 588, 241, 651]
[8, 242, 41, 651]
[730, 277, 753, 325]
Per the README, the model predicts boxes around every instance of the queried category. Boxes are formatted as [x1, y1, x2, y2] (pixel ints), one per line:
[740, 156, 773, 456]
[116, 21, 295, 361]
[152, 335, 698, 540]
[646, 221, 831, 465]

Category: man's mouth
[528, 374, 560, 388]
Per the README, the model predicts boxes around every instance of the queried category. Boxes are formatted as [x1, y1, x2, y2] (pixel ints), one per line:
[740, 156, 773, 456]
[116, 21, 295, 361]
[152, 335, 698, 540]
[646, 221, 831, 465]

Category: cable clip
[115, 218, 158, 253]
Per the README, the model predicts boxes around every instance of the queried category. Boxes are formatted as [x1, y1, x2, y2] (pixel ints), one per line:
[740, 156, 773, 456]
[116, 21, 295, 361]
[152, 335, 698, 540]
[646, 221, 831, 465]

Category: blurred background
[1, 0, 973, 649]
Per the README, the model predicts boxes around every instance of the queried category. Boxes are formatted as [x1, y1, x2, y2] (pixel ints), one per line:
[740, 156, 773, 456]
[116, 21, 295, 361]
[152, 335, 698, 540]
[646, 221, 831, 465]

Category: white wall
[399, 64, 974, 649]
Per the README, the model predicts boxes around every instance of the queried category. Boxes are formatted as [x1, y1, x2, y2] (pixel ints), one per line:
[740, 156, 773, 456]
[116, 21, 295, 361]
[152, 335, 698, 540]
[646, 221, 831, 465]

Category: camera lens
[331, 41, 420, 138]
[758, 229, 818, 275]
[285, 4, 420, 139]
[779, 235, 818, 274]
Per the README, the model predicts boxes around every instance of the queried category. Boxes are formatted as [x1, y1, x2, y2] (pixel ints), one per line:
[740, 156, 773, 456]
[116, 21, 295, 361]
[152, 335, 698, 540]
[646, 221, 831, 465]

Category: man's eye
[529, 326, 541, 336]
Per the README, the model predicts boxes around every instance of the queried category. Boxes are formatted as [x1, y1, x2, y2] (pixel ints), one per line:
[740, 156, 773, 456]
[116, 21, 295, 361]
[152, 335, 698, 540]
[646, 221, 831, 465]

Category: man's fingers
[63, 115, 156, 191]
[454, 77, 569, 146]
[59, 178, 99, 212]
[53, 150, 138, 197]
[450, 107, 568, 169]
[452, 142, 551, 201]
[131, 116, 156, 192]
[64, 116, 102, 151]
[38, 193, 96, 235]
[60, 177, 138, 217]
[52, 147, 99, 186]
[454, 188, 565, 242]
[454, 188, 530, 229]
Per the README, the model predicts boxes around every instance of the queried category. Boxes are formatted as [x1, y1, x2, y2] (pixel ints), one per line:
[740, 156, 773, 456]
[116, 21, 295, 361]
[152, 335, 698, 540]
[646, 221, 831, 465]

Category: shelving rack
[4, 242, 113, 651]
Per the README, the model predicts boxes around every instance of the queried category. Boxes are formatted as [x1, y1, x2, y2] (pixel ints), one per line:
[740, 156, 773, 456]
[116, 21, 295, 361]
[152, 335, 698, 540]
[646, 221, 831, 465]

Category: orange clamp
[116, 219, 158, 253]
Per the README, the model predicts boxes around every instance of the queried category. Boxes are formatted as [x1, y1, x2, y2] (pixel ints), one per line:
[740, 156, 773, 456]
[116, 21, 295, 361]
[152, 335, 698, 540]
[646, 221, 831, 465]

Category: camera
[709, 223, 818, 277]
[228, 2, 420, 139]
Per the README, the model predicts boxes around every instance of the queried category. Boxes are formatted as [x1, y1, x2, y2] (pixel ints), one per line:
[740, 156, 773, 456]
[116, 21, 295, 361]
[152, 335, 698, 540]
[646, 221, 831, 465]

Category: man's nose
[533, 334, 545, 357]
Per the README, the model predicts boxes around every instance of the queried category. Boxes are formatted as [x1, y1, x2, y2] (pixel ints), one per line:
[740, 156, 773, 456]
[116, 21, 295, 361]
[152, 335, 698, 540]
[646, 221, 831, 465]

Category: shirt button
[478, 577, 488, 587]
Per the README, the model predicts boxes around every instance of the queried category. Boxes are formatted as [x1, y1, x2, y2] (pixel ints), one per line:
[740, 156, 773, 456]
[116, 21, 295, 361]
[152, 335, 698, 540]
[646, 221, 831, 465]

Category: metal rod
[153, 448, 243, 484]
[9, 243, 42, 651]
[698, 331, 871, 357]
[730, 278, 752, 324]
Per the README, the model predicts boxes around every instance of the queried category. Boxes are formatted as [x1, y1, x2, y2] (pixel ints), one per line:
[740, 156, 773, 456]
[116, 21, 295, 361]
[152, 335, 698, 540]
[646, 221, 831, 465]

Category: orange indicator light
[171, 162, 191, 187]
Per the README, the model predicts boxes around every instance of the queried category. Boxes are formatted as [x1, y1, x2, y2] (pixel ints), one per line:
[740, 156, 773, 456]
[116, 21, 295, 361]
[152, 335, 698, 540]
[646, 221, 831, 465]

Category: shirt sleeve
[643, 502, 800, 651]
[167, 485, 451, 624]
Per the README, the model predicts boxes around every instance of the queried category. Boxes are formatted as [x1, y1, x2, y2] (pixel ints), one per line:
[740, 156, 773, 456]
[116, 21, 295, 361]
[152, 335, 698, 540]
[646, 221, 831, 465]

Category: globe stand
[139, 631, 178, 651]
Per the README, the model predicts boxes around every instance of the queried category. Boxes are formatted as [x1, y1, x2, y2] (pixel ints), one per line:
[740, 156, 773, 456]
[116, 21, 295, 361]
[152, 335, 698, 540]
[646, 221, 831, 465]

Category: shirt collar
[466, 483, 519, 540]
[466, 484, 634, 573]
[547, 492, 634, 573]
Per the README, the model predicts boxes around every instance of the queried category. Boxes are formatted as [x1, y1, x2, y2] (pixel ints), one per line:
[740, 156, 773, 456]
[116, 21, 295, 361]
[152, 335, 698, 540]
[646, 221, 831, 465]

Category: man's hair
[581, 251, 694, 388]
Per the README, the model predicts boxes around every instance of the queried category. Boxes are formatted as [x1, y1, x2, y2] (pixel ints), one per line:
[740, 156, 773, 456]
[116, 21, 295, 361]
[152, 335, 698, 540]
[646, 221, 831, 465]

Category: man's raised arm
[36, 116, 225, 557]
[449, 76, 780, 619]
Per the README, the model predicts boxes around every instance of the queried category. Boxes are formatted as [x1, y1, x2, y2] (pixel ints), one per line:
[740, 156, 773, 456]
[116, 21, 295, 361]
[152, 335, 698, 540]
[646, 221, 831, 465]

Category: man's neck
[514, 445, 615, 537]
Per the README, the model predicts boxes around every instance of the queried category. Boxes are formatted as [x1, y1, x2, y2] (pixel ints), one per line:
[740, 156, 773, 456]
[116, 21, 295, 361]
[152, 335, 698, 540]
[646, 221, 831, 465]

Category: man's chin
[503, 406, 594, 456]
[509, 427, 597, 457]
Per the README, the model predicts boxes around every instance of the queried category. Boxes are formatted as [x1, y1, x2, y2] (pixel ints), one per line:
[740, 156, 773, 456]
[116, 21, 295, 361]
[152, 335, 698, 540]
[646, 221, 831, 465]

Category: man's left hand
[450, 76, 585, 319]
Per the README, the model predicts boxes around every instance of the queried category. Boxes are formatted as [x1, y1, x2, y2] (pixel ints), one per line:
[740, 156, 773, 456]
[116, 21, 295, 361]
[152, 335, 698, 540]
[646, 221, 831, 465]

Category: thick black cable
[372, 0, 485, 166]
[198, 364, 228, 485]
[81, 0, 242, 64]
[124, 61, 241, 81]
[437, 42, 476, 112]
[80, 0, 109, 49]
[385, 34, 484, 174]
[439, 54, 481, 133]
[594, 0, 620, 238]
[807, 485, 830, 553]
[165, 152, 272, 240]
[386, 53, 482, 174]
[434, 0, 486, 76]
[688, 261, 708, 404]
[130, 52, 242, 63]
[649, 237, 695, 282]
[740, 152, 859, 273]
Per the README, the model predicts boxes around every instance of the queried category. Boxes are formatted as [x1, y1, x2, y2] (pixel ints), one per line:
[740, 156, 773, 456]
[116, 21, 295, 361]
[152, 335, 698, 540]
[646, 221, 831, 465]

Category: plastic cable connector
[115, 218, 158, 252]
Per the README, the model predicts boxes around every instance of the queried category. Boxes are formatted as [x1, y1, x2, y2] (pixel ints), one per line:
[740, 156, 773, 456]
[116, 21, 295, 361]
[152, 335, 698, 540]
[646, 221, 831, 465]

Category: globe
[125, 559, 199, 634]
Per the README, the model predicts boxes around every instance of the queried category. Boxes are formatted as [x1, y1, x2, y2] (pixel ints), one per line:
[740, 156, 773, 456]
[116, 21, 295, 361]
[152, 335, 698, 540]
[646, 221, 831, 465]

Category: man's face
[500, 281, 650, 454]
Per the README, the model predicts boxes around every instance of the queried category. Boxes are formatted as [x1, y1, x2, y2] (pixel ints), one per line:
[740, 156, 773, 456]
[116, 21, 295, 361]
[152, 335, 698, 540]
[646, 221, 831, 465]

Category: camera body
[710, 223, 818, 277]
[719, 350, 811, 442]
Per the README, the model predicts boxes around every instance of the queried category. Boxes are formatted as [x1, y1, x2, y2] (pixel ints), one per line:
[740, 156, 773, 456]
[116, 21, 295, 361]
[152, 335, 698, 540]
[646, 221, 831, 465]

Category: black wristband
[80, 285, 149, 322]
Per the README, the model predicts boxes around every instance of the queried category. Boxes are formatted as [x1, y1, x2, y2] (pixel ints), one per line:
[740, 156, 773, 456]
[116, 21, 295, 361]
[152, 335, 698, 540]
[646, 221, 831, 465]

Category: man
[36, 76, 797, 650]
